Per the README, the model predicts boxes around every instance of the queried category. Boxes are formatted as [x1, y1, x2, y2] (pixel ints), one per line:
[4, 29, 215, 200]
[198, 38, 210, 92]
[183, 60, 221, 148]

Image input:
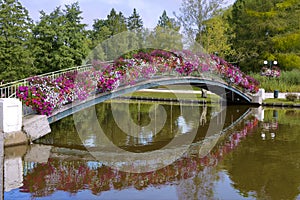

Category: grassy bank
[263, 98, 300, 105]
[250, 69, 300, 92]
[124, 90, 220, 103]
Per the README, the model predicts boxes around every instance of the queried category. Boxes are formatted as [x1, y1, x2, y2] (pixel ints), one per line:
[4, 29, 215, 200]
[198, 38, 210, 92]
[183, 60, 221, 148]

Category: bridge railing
[0, 64, 96, 116]
[1, 59, 256, 117]
[0, 64, 94, 99]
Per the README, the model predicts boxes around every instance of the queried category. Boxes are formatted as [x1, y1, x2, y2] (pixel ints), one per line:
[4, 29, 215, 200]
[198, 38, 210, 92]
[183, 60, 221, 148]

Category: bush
[285, 93, 298, 101]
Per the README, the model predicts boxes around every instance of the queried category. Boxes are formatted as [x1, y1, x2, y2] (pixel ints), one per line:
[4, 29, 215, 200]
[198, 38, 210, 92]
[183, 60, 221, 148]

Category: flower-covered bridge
[2, 49, 262, 121]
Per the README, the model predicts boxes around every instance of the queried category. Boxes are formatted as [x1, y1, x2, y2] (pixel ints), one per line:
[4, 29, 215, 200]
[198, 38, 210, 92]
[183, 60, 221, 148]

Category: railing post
[0, 99, 22, 133]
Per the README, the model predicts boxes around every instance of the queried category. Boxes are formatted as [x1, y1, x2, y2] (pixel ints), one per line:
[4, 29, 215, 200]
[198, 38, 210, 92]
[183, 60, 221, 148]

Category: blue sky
[19, 0, 183, 29]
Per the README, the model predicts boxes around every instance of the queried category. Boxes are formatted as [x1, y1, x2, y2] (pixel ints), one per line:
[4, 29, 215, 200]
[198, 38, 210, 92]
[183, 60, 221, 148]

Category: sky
[19, 0, 183, 29]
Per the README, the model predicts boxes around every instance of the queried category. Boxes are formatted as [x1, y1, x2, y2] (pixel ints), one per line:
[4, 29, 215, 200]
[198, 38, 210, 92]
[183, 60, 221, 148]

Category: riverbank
[133, 89, 300, 108]
[263, 92, 300, 107]
[123, 88, 220, 104]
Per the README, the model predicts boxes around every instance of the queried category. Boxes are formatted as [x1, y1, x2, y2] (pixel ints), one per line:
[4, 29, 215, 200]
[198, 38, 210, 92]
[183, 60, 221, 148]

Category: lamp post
[263, 60, 278, 68]
[263, 60, 279, 98]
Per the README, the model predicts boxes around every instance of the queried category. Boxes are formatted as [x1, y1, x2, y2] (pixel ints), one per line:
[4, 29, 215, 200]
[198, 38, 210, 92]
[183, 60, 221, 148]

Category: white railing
[0, 64, 100, 116]
[0, 64, 94, 98]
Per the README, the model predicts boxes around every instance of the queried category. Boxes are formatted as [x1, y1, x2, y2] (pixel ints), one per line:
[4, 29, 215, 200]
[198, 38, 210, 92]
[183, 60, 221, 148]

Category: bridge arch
[48, 76, 253, 124]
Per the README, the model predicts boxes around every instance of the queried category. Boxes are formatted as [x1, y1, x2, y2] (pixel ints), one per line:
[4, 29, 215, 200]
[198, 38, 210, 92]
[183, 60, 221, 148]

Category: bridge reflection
[1, 102, 262, 199]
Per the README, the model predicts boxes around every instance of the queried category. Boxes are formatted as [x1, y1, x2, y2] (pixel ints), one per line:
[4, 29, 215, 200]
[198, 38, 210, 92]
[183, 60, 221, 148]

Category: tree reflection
[21, 113, 259, 198]
[223, 109, 300, 200]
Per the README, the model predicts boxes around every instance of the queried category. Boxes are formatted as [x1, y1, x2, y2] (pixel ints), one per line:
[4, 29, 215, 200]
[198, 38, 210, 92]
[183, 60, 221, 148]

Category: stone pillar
[0, 98, 22, 133]
[0, 98, 28, 146]
[0, 133, 3, 200]
[252, 88, 265, 104]
[259, 88, 265, 100]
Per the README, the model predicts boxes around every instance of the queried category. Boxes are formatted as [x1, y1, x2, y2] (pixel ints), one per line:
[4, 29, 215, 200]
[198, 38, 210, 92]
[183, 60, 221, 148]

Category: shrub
[285, 93, 298, 101]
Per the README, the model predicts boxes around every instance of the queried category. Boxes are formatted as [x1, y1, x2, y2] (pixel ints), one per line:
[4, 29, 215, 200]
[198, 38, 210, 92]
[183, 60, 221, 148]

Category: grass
[123, 90, 221, 103]
[250, 69, 300, 92]
[263, 98, 300, 105]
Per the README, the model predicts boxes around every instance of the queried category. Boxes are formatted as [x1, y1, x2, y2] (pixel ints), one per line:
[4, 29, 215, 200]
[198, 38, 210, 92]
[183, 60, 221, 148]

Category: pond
[2, 100, 300, 200]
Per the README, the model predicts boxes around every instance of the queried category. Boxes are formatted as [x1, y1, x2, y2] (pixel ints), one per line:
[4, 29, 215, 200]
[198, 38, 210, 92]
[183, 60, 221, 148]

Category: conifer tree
[0, 0, 37, 82]
[127, 8, 143, 31]
[32, 2, 89, 73]
[106, 8, 127, 36]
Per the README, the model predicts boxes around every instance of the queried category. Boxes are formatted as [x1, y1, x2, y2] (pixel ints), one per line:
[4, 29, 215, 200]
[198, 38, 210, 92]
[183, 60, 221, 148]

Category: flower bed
[17, 50, 259, 115]
[261, 66, 281, 78]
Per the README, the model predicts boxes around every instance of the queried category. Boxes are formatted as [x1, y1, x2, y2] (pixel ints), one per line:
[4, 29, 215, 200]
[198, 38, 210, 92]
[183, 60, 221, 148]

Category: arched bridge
[1, 49, 263, 124]
[48, 76, 258, 124]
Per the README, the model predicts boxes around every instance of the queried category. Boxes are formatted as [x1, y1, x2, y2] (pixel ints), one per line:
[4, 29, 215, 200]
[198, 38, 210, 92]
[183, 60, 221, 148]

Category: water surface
[3, 101, 300, 200]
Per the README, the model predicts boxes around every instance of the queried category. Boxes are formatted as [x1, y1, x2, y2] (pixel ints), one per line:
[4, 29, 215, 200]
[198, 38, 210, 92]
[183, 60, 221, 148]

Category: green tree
[89, 9, 139, 61]
[174, 0, 228, 45]
[229, 0, 300, 71]
[89, 19, 111, 45]
[157, 10, 180, 30]
[63, 3, 90, 66]
[146, 27, 183, 51]
[143, 10, 183, 51]
[127, 8, 143, 31]
[86, 20, 111, 62]
[32, 2, 89, 73]
[197, 9, 233, 57]
[271, 0, 300, 70]
[0, 0, 38, 82]
[106, 8, 127, 36]
[126, 8, 144, 51]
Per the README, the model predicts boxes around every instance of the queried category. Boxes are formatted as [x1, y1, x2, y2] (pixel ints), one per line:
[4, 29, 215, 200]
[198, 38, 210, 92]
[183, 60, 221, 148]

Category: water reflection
[2, 104, 300, 199]
[223, 108, 300, 200]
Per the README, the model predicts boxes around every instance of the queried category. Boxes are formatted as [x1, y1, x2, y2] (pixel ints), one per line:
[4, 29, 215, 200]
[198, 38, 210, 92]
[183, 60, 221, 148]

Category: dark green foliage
[1, 0, 299, 83]
[229, 0, 300, 72]
[0, 0, 38, 82]
[106, 8, 127, 36]
[32, 2, 89, 73]
[157, 10, 180, 31]
[87, 8, 130, 61]
[127, 8, 143, 31]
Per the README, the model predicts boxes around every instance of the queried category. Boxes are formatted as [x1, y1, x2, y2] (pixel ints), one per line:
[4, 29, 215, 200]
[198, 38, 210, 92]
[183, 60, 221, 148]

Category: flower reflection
[20, 118, 258, 198]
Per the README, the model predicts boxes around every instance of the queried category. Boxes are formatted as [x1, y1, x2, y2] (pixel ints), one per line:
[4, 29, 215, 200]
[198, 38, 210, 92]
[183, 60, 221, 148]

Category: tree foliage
[174, 0, 228, 44]
[1, 0, 300, 83]
[32, 2, 89, 73]
[149, 10, 182, 51]
[158, 10, 180, 31]
[229, 0, 300, 71]
[127, 8, 143, 31]
[198, 8, 233, 57]
[106, 8, 127, 36]
[0, 0, 37, 82]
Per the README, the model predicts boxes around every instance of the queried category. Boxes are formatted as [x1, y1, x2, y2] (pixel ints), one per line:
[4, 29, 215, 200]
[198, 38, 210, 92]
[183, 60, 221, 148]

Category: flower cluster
[261, 66, 280, 78]
[17, 73, 91, 115]
[175, 61, 196, 75]
[211, 55, 260, 93]
[17, 49, 259, 115]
